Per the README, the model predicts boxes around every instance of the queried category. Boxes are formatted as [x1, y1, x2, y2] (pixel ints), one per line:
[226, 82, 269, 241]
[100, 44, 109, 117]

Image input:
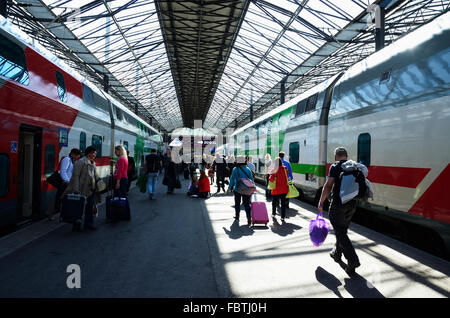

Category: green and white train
[226, 13, 450, 227]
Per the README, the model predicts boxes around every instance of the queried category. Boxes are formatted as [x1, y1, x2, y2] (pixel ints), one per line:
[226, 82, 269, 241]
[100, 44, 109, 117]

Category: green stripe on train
[291, 163, 326, 177]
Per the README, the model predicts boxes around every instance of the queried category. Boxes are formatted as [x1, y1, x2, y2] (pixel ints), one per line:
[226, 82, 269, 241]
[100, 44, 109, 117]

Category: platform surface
[0, 177, 449, 298]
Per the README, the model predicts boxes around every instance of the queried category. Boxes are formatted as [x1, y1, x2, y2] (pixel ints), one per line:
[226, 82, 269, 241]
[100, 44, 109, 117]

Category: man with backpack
[317, 147, 361, 275]
[145, 148, 162, 200]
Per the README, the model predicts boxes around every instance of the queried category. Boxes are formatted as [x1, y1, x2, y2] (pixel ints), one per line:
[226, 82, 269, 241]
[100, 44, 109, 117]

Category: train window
[358, 133, 371, 167]
[44, 144, 56, 176]
[123, 141, 129, 152]
[0, 33, 29, 85]
[115, 106, 123, 121]
[58, 127, 68, 147]
[93, 91, 109, 113]
[379, 70, 391, 84]
[0, 153, 9, 197]
[92, 135, 102, 158]
[295, 100, 306, 117]
[289, 142, 299, 164]
[82, 85, 94, 105]
[305, 93, 318, 112]
[79, 132, 86, 155]
[55, 71, 67, 103]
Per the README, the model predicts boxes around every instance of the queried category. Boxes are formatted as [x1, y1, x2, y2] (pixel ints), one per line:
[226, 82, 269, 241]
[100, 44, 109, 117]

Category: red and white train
[0, 16, 162, 229]
[226, 12, 450, 252]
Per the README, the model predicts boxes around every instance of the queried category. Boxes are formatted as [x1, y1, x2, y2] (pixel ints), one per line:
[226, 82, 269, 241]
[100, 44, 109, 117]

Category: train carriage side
[327, 15, 450, 225]
[70, 83, 112, 184]
[0, 22, 84, 228]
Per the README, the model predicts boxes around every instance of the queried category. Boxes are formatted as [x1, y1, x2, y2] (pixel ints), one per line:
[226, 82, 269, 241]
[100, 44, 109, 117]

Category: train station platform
[0, 177, 449, 298]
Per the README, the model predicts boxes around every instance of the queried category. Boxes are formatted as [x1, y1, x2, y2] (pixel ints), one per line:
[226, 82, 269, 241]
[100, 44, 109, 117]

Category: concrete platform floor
[0, 176, 449, 298]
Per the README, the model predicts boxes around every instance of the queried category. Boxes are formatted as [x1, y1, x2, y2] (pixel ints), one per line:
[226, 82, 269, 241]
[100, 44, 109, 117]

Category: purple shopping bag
[309, 211, 330, 247]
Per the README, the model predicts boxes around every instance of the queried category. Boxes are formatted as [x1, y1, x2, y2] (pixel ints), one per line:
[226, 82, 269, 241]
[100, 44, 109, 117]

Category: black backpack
[146, 154, 159, 173]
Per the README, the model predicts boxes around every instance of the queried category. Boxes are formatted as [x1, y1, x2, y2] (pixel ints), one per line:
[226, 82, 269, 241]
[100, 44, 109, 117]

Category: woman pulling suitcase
[63, 146, 100, 231]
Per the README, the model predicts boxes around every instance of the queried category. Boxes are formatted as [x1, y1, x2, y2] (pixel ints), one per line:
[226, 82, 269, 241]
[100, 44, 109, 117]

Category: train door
[17, 125, 42, 223]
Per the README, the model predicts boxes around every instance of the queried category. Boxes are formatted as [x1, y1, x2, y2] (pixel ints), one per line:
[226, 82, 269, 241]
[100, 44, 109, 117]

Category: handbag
[267, 177, 276, 190]
[95, 179, 106, 192]
[47, 171, 63, 188]
[309, 211, 330, 247]
[235, 167, 256, 195]
[284, 169, 299, 198]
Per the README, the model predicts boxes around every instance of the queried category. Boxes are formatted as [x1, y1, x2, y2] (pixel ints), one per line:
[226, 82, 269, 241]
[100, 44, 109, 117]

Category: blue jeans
[147, 172, 158, 197]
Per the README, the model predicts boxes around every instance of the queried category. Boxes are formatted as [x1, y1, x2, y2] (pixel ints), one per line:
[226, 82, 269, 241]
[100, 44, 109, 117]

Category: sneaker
[329, 251, 342, 263]
[345, 261, 361, 275]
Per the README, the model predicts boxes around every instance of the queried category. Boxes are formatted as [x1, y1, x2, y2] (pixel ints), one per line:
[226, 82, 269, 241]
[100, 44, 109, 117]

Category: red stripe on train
[326, 164, 430, 189]
[95, 156, 112, 167]
[408, 164, 450, 224]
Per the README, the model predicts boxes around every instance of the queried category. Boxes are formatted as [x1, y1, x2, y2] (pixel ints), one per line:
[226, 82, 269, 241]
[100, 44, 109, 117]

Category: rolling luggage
[251, 194, 269, 226]
[106, 196, 131, 221]
[106, 173, 131, 221]
[60, 193, 86, 226]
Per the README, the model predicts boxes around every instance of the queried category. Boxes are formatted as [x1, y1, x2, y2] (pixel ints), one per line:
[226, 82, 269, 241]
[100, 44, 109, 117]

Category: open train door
[17, 124, 42, 224]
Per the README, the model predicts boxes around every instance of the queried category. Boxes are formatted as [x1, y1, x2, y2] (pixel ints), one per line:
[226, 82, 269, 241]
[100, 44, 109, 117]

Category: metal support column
[103, 75, 109, 93]
[0, 0, 7, 18]
[280, 76, 286, 105]
[375, 5, 385, 51]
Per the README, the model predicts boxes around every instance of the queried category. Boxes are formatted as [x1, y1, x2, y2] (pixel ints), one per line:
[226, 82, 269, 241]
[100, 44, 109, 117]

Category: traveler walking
[246, 156, 256, 179]
[126, 150, 136, 192]
[269, 157, 289, 221]
[317, 146, 361, 275]
[264, 153, 272, 199]
[164, 149, 180, 194]
[51, 148, 81, 220]
[227, 155, 255, 226]
[213, 154, 227, 193]
[63, 146, 100, 231]
[113, 145, 128, 198]
[279, 152, 293, 209]
[144, 148, 162, 200]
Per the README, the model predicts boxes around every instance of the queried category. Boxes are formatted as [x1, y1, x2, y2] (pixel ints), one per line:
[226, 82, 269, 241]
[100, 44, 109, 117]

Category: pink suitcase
[251, 196, 269, 226]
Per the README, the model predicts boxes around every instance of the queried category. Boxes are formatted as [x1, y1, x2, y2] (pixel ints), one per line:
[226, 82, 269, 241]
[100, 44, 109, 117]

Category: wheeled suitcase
[60, 193, 86, 225]
[251, 194, 269, 226]
[106, 195, 131, 221]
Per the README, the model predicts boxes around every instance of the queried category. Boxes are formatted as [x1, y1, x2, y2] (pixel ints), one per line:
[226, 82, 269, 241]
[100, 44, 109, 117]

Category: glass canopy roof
[7, 0, 449, 132]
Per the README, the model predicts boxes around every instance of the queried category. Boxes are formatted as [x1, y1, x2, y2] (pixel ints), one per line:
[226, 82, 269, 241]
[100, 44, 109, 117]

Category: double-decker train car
[229, 13, 450, 240]
[0, 17, 162, 229]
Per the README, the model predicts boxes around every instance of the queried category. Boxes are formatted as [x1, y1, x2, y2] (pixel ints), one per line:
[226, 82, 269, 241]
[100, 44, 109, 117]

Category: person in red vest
[269, 157, 289, 222]
[198, 169, 211, 198]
